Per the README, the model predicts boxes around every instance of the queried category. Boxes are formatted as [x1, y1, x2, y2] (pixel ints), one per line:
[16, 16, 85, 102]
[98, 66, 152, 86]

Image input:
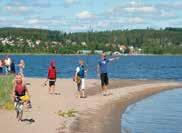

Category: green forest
[0, 27, 182, 54]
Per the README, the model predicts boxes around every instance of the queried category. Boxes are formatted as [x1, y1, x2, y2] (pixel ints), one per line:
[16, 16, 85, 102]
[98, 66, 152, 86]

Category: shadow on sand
[54, 92, 61, 95]
[21, 118, 35, 124]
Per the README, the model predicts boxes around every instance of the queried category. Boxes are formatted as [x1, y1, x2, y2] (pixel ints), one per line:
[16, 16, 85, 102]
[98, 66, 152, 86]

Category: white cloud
[160, 11, 176, 18]
[129, 1, 138, 6]
[65, 0, 77, 5]
[64, 0, 78, 7]
[124, 6, 157, 13]
[11, 24, 25, 28]
[5, 5, 12, 11]
[30, 2, 52, 8]
[159, 2, 182, 10]
[1, 0, 182, 32]
[115, 18, 125, 24]
[128, 17, 144, 24]
[18, 6, 29, 12]
[96, 21, 109, 28]
[76, 11, 94, 19]
[4, 4, 30, 14]
[0, 18, 25, 28]
[27, 19, 40, 24]
[0, 17, 6, 21]
[110, 1, 158, 16]
[138, 6, 156, 13]
[27, 18, 67, 26]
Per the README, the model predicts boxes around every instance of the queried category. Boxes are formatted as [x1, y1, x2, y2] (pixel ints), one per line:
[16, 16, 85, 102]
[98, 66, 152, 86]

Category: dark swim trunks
[49, 80, 55, 87]
[100, 73, 109, 86]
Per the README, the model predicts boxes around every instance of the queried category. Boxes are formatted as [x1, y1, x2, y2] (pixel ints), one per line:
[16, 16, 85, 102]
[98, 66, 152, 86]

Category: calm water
[121, 89, 182, 133]
[0, 55, 182, 80]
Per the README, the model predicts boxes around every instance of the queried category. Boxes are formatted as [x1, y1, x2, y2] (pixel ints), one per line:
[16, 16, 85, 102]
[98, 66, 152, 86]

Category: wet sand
[0, 78, 181, 133]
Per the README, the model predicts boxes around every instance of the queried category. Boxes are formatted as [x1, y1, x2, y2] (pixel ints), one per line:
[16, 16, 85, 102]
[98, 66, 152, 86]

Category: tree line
[0, 27, 182, 54]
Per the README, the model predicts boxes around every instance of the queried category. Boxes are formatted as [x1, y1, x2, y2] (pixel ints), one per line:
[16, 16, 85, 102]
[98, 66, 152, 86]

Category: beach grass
[57, 109, 78, 117]
[0, 75, 14, 110]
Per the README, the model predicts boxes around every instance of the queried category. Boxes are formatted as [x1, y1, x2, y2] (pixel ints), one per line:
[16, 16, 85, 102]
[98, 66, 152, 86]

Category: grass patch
[0, 75, 14, 110]
[57, 109, 78, 117]
[4, 100, 14, 110]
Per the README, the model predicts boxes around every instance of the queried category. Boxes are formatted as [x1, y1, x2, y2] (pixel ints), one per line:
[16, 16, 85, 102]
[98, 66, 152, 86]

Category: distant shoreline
[0, 53, 182, 56]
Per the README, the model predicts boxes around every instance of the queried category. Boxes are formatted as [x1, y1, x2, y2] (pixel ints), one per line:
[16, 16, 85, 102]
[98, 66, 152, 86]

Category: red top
[48, 66, 56, 79]
[15, 82, 26, 96]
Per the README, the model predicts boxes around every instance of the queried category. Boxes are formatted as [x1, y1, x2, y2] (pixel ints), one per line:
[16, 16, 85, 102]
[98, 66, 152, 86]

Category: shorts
[77, 78, 85, 91]
[0, 67, 2, 73]
[49, 80, 55, 87]
[100, 73, 109, 86]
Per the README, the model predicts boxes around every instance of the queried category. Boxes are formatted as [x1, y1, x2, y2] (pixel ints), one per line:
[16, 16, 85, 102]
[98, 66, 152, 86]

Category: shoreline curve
[67, 81, 182, 133]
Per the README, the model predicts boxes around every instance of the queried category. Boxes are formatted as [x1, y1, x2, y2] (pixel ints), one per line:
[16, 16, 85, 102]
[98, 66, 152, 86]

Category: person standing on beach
[46, 60, 57, 94]
[4, 56, 11, 75]
[18, 59, 25, 77]
[74, 60, 87, 98]
[97, 52, 119, 96]
[0, 59, 3, 74]
[10, 60, 16, 74]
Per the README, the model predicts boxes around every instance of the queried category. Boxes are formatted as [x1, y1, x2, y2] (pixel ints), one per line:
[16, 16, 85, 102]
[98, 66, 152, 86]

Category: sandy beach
[0, 78, 182, 133]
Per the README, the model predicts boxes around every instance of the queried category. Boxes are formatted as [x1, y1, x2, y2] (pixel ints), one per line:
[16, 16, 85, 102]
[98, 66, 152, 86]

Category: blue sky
[0, 0, 182, 32]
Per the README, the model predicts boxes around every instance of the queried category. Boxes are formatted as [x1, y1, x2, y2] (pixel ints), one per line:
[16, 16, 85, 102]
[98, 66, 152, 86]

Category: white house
[36, 40, 41, 45]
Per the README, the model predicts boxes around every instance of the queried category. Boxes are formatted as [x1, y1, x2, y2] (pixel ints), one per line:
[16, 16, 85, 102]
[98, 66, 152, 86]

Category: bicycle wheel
[18, 110, 23, 121]
[16, 109, 19, 119]
[16, 103, 23, 121]
[15, 102, 19, 119]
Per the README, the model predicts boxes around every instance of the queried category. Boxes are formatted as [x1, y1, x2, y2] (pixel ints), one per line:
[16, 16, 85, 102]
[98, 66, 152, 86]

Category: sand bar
[0, 78, 182, 133]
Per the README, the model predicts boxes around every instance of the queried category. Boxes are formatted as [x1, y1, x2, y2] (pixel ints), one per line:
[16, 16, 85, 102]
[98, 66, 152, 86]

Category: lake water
[121, 89, 182, 133]
[0, 55, 182, 80]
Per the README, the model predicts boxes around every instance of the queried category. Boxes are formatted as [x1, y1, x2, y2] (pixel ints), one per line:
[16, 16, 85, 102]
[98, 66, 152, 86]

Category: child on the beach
[18, 59, 25, 77]
[10, 60, 16, 74]
[13, 73, 32, 111]
[46, 60, 57, 94]
[0, 59, 3, 74]
[74, 60, 87, 98]
[4, 56, 11, 75]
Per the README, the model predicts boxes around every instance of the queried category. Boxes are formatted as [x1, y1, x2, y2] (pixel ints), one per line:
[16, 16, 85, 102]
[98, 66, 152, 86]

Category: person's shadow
[21, 118, 35, 124]
[54, 92, 61, 95]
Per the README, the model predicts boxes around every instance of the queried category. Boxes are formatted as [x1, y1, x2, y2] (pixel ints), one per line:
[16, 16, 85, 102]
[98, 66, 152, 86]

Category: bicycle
[14, 97, 24, 121]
